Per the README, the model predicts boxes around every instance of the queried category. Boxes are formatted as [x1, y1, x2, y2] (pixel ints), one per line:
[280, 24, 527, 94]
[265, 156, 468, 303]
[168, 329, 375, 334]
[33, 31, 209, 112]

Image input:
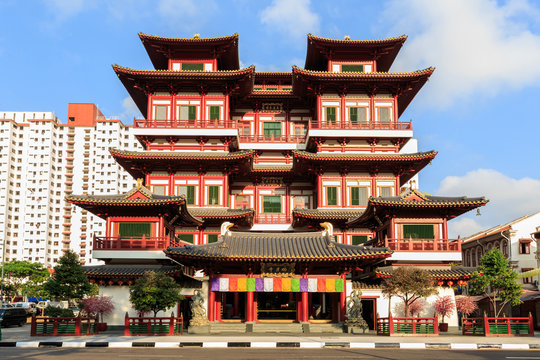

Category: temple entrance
[220, 292, 246, 321]
[309, 293, 335, 322]
[257, 293, 297, 322]
[361, 299, 376, 330]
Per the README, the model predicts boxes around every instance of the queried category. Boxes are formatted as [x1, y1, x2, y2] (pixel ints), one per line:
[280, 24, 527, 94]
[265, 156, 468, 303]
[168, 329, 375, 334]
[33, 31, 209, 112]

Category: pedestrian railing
[377, 315, 438, 336]
[31, 316, 99, 336]
[462, 315, 533, 336]
[124, 313, 183, 336]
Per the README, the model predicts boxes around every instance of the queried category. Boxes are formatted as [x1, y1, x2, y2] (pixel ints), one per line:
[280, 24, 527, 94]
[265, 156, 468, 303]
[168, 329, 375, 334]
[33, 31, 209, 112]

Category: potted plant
[80, 295, 115, 332]
[434, 296, 455, 332]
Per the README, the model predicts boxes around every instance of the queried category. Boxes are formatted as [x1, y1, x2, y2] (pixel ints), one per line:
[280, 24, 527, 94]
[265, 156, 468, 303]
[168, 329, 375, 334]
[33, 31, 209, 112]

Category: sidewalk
[2, 325, 540, 349]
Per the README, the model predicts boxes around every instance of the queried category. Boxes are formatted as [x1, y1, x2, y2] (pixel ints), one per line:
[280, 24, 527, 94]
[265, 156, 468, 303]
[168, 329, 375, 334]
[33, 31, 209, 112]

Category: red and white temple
[68, 33, 487, 331]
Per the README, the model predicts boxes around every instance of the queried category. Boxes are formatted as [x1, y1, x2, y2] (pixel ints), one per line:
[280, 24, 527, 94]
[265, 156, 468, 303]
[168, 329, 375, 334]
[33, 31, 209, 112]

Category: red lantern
[117, 280, 124, 286]
[447, 281, 454, 286]
[437, 280, 444, 286]
[108, 280, 114, 286]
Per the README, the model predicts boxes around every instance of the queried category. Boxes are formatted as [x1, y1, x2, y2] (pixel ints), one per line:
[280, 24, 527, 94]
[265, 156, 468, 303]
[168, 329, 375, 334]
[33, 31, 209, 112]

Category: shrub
[43, 306, 74, 318]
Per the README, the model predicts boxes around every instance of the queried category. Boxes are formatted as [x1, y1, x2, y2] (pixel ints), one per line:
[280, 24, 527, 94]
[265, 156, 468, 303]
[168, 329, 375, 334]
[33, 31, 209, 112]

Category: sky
[1, 0, 539, 238]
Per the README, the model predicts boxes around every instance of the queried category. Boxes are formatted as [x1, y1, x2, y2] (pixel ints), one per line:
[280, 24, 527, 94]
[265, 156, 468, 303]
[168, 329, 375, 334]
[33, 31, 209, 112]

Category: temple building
[69, 32, 487, 331]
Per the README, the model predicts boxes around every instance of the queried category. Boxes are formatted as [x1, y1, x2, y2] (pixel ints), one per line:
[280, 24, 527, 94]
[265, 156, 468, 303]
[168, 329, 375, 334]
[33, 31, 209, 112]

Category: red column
[301, 291, 309, 322]
[215, 293, 222, 322]
[224, 93, 229, 127]
[168, 172, 174, 195]
[341, 171, 347, 207]
[246, 291, 253, 322]
[285, 110, 290, 139]
[158, 217, 164, 238]
[442, 218, 448, 239]
[253, 182, 258, 220]
[285, 183, 290, 221]
[254, 110, 260, 137]
[198, 227, 203, 245]
[105, 217, 111, 237]
[147, 94, 153, 121]
[223, 171, 229, 207]
[393, 95, 398, 129]
[395, 175, 401, 194]
[371, 172, 377, 198]
[208, 289, 215, 322]
[170, 92, 176, 126]
[340, 94, 345, 128]
[369, 95, 375, 128]
[316, 94, 321, 126]
[317, 174, 321, 207]
[200, 92, 206, 122]
[199, 171, 204, 206]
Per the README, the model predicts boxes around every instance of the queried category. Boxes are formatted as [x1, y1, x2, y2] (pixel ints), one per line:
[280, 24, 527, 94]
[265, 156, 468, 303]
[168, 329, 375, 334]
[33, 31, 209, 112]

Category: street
[2, 348, 540, 360]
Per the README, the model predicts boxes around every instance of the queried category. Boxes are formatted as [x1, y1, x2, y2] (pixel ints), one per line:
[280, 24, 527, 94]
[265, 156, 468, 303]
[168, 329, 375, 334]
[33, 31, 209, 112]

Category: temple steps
[307, 323, 345, 334]
[209, 322, 247, 333]
[252, 323, 304, 333]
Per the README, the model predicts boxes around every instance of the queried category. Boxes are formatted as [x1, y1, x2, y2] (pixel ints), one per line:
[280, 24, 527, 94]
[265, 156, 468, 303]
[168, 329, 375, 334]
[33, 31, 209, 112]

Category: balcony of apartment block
[92, 235, 185, 260]
[307, 119, 413, 139]
[132, 118, 238, 137]
[66, 148, 74, 153]
[382, 237, 462, 262]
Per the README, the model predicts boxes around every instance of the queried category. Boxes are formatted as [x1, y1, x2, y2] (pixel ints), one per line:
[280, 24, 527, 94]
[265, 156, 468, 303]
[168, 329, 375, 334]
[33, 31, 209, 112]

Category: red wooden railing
[124, 313, 183, 336]
[93, 236, 179, 251]
[377, 314, 439, 336]
[310, 120, 412, 130]
[462, 315, 534, 336]
[31, 316, 99, 336]
[385, 238, 461, 252]
[238, 135, 306, 143]
[134, 119, 237, 129]
[254, 214, 292, 224]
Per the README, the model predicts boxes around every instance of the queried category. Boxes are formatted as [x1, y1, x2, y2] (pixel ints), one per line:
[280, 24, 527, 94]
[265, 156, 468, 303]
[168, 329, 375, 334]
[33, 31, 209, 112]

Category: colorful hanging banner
[210, 277, 344, 293]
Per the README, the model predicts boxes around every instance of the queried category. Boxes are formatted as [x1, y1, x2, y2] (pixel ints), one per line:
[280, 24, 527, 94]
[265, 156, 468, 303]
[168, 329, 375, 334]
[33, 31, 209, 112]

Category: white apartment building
[0, 103, 140, 267]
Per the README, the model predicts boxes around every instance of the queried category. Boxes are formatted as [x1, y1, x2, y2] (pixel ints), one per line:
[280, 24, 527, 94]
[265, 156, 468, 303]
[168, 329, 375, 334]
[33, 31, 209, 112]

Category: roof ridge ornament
[221, 221, 234, 236]
[136, 178, 144, 189]
[320, 222, 334, 236]
[344, 35, 351, 41]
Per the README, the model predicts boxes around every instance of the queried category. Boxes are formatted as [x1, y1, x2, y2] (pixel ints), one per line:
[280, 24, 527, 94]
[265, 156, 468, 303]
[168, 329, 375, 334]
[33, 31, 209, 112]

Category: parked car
[69, 306, 80, 317]
[13, 302, 36, 316]
[0, 308, 27, 327]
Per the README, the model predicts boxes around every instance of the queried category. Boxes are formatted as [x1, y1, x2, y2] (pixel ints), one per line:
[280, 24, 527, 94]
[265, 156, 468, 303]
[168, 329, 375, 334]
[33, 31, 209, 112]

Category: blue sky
[1, 0, 540, 237]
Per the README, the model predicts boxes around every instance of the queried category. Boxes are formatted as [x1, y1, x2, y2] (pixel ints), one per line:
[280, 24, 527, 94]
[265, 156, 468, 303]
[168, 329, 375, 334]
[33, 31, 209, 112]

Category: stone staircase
[209, 322, 247, 334]
[306, 322, 345, 334]
[252, 323, 304, 333]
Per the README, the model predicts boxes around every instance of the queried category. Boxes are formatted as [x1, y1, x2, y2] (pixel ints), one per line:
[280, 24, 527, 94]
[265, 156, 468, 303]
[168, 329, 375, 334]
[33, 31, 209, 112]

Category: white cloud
[437, 169, 540, 237]
[384, 0, 540, 107]
[43, 0, 91, 20]
[120, 96, 141, 122]
[157, 0, 217, 31]
[260, 0, 320, 41]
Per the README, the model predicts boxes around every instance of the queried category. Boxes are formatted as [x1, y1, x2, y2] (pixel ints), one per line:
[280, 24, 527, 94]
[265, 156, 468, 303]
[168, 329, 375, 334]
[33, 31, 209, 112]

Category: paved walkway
[2, 325, 540, 349]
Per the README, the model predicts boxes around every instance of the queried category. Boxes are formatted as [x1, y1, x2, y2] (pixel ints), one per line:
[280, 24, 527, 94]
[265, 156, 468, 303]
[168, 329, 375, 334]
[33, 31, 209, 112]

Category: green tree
[129, 271, 184, 317]
[3, 260, 50, 296]
[381, 267, 438, 316]
[44, 250, 92, 305]
[469, 248, 523, 317]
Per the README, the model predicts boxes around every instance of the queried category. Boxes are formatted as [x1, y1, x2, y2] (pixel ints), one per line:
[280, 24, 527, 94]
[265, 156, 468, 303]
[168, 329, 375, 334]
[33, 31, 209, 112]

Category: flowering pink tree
[402, 299, 424, 317]
[434, 296, 455, 324]
[455, 296, 478, 318]
[80, 295, 115, 323]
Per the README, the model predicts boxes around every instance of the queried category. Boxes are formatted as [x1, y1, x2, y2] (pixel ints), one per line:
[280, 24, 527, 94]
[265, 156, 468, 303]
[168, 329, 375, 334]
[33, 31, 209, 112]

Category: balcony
[238, 135, 306, 143]
[309, 120, 412, 130]
[254, 214, 292, 224]
[134, 119, 237, 129]
[93, 236, 180, 251]
[385, 238, 461, 252]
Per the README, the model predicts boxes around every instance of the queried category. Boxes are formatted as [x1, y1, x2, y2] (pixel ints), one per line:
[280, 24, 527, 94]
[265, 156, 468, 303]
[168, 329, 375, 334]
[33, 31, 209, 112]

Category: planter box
[31, 316, 99, 336]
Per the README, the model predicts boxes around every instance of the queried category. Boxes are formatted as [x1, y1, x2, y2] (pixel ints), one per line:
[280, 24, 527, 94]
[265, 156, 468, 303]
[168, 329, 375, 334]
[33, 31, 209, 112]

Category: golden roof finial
[344, 35, 351, 41]
[136, 178, 144, 189]
[194, 33, 200, 39]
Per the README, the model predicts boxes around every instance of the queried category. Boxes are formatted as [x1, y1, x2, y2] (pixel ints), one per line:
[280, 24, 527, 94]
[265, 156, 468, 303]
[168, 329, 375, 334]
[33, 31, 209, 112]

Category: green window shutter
[178, 185, 196, 205]
[209, 106, 220, 120]
[403, 224, 435, 239]
[341, 64, 364, 72]
[327, 187, 337, 206]
[188, 106, 197, 120]
[263, 122, 281, 136]
[208, 186, 220, 205]
[118, 222, 151, 237]
[181, 63, 204, 71]
[352, 235, 368, 245]
[351, 187, 359, 205]
[326, 107, 336, 122]
[378, 107, 390, 123]
[207, 234, 218, 243]
[350, 107, 358, 123]
[263, 196, 281, 213]
[179, 234, 194, 243]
